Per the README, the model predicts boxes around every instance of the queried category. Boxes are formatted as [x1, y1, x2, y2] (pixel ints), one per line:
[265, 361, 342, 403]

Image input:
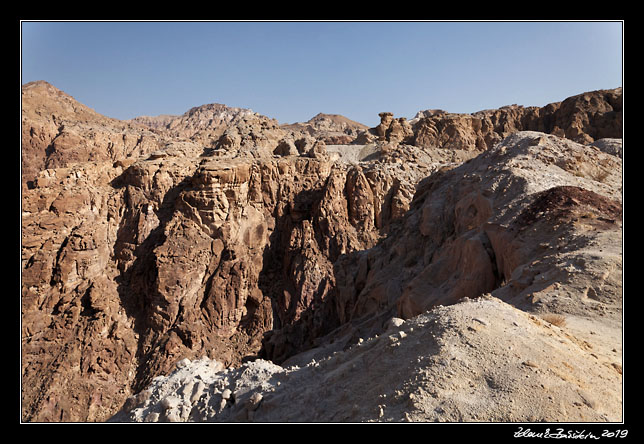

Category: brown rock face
[131, 103, 287, 158]
[354, 112, 415, 145]
[21, 128, 429, 420]
[21, 82, 622, 422]
[281, 113, 369, 145]
[354, 87, 622, 150]
[375, 112, 414, 144]
[310, 132, 622, 359]
[21, 81, 164, 189]
[21, 159, 137, 421]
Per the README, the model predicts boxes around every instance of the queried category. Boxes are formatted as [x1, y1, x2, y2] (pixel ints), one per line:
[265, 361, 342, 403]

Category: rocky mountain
[129, 103, 276, 151]
[355, 88, 623, 152]
[21, 81, 165, 189]
[281, 113, 369, 144]
[128, 114, 178, 131]
[21, 82, 623, 423]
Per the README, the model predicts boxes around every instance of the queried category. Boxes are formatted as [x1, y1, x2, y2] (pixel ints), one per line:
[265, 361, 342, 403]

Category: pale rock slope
[21, 82, 622, 423]
[112, 131, 623, 423]
[111, 295, 621, 422]
[281, 113, 369, 145]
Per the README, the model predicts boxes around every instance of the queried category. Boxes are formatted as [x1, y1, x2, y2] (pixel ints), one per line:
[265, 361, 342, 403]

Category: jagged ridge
[21, 82, 622, 422]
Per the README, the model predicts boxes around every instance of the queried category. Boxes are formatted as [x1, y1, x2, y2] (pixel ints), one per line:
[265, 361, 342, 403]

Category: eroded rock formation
[21, 81, 164, 189]
[354, 87, 622, 151]
[281, 113, 369, 145]
[21, 82, 622, 422]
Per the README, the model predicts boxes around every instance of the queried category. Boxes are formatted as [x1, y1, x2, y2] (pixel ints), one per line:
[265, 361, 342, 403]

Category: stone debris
[21, 82, 622, 423]
[110, 297, 621, 423]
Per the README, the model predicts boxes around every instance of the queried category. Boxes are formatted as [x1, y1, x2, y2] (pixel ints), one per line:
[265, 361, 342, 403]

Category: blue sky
[21, 21, 623, 127]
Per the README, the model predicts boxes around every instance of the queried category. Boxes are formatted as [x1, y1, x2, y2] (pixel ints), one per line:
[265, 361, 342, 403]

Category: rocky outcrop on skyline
[21, 81, 622, 423]
[129, 103, 286, 157]
[281, 113, 369, 145]
[354, 87, 622, 152]
[128, 114, 178, 131]
[21, 81, 165, 189]
[353, 112, 414, 145]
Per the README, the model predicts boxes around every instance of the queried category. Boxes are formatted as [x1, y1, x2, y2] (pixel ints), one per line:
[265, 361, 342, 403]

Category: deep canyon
[21, 81, 623, 422]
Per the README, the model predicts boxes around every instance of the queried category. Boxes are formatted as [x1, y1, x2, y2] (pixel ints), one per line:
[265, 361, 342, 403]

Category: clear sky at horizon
[21, 21, 623, 127]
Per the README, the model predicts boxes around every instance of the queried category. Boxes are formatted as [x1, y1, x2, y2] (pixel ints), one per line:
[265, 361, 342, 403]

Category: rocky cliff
[21, 81, 165, 189]
[281, 113, 369, 145]
[355, 88, 622, 152]
[130, 103, 281, 153]
[21, 82, 622, 422]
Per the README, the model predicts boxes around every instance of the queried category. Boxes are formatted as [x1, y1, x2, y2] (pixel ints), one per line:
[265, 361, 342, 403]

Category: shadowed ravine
[22, 81, 622, 422]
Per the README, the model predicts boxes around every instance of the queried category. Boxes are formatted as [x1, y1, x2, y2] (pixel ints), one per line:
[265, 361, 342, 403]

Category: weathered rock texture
[281, 113, 369, 145]
[21, 81, 164, 189]
[111, 131, 623, 423]
[22, 82, 622, 423]
[130, 103, 286, 158]
[21, 85, 451, 421]
[111, 295, 622, 423]
[260, 131, 622, 369]
[355, 87, 622, 151]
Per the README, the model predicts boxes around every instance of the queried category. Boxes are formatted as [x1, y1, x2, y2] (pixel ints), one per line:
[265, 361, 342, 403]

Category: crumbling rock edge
[110, 131, 623, 423]
[22, 82, 622, 423]
[110, 296, 622, 423]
